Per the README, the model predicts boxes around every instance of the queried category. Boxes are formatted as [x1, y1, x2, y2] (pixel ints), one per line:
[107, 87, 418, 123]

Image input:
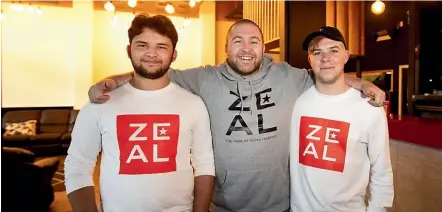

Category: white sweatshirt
[290, 87, 394, 212]
[65, 82, 215, 212]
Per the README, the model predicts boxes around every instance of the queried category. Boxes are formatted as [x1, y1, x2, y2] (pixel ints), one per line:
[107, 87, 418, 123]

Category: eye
[158, 46, 167, 49]
[251, 41, 259, 44]
[137, 44, 146, 47]
[331, 49, 339, 53]
[313, 51, 321, 56]
[234, 40, 242, 44]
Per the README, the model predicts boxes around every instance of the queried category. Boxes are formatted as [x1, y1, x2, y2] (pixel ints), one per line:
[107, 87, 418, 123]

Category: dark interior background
[285, 1, 442, 113]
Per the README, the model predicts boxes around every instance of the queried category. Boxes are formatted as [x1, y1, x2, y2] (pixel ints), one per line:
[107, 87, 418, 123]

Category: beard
[227, 57, 261, 76]
[131, 58, 172, 80]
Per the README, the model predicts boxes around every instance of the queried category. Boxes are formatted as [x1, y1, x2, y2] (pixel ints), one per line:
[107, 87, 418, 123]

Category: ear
[126, 45, 131, 59]
[344, 50, 350, 64]
[172, 49, 178, 62]
[263, 43, 266, 53]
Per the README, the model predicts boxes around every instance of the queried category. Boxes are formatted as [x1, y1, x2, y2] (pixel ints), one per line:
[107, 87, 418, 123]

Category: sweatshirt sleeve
[189, 98, 215, 177]
[168, 67, 207, 96]
[367, 108, 394, 212]
[284, 63, 315, 96]
[64, 103, 102, 194]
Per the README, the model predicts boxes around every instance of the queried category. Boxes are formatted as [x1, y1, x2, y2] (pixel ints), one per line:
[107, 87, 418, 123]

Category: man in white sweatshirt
[64, 14, 215, 212]
[290, 26, 394, 212]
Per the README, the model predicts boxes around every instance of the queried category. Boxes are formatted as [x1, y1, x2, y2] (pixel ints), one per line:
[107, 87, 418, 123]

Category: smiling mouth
[239, 56, 254, 61]
[320, 67, 334, 70]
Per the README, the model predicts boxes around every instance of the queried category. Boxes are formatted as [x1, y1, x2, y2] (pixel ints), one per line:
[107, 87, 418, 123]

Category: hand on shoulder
[88, 79, 118, 104]
[361, 81, 386, 107]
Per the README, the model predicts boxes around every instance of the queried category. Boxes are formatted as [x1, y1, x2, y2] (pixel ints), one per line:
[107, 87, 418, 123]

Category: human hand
[88, 79, 117, 104]
[361, 81, 386, 107]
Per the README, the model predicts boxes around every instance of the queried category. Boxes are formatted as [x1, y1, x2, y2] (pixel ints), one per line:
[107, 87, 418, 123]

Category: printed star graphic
[159, 128, 167, 135]
[330, 132, 337, 139]
[263, 94, 270, 103]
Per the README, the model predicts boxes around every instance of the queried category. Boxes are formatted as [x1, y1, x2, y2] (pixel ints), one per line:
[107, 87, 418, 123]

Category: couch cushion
[30, 133, 62, 140]
[2, 147, 35, 163]
[2, 110, 41, 126]
[39, 109, 70, 133]
[2, 134, 30, 141]
[30, 133, 63, 145]
[3, 120, 37, 136]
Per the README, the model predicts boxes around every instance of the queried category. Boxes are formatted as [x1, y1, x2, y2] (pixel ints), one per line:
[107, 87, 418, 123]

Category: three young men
[87, 18, 387, 211]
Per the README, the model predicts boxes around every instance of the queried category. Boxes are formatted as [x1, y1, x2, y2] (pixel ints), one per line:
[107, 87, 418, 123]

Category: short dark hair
[128, 14, 178, 49]
[226, 19, 264, 43]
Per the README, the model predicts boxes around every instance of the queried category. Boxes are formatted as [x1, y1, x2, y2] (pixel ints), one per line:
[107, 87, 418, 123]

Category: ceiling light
[128, 0, 137, 8]
[189, 0, 196, 8]
[104, 1, 115, 12]
[165, 3, 175, 14]
[371, 0, 385, 15]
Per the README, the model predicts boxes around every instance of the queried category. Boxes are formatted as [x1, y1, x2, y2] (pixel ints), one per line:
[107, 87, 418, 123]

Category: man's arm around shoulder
[169, 66, 208, 96]
[189, 98, 215, 212]
[65, 103, 102, 212]
[88, 71, 134, 104]
[344, 74, 386, 107]
[284, 62, 386, 106]
[283, 63, 315, 97]
[88, 66, 209, 103]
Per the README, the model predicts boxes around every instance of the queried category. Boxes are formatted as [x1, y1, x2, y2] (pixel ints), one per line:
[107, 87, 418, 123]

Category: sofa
[2, 109, 79, 156]
[1, 147, 60, 212]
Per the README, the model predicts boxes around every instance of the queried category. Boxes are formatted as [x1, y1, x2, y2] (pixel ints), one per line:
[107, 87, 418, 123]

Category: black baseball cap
[302, 26, 347, 51]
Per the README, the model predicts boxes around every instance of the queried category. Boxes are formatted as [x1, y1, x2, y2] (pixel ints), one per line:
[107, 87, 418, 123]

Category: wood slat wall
[326, 1, 365, 56]
[243, 0, 280, 43]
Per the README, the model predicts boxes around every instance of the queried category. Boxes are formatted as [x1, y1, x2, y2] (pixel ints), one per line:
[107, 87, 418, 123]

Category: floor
[48, 139, 442, 212]
[388, 140, 442, 212]
[49, 156, 101, 212]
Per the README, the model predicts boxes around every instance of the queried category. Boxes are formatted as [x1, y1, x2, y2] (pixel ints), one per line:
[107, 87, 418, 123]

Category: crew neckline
[124, 81, 175, 96]
[310, 86, 357, 101]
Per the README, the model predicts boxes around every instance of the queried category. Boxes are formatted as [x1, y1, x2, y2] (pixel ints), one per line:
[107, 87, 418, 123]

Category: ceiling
[94, 1, 202, 18]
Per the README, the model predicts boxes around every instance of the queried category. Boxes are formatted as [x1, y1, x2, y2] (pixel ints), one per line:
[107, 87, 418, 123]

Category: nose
[144, 48, 158, 58]
[241, 41, 253, 50]
[320, 52, 331, 63]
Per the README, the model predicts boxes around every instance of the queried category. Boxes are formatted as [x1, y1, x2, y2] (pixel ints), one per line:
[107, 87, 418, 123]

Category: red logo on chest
[299, 116, 350, 172]
[116, 114, 179, 174]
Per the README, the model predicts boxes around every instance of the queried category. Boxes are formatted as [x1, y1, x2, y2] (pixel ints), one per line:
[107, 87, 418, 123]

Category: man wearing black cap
[289, 26, 394, 212]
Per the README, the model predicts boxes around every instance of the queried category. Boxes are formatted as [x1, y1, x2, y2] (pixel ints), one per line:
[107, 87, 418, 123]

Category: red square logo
[116, 114, 180, 175]
[299, 116, 350, 172]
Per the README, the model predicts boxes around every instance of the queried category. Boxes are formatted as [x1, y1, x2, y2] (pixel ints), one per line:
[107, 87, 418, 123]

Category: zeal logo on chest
[298, 116, 350, 172]
[226, 88, 277, 135]
[116, 114, 179, 175]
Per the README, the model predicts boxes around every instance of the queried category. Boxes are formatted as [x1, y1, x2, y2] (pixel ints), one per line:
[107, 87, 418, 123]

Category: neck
[129, 72, 170, 91]
[315, 76, 350, 95]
